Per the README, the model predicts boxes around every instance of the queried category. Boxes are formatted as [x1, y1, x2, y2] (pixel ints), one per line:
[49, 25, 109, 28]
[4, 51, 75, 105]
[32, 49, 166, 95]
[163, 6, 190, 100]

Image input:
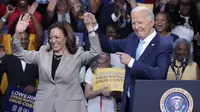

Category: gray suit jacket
[11, 33, 101, 112]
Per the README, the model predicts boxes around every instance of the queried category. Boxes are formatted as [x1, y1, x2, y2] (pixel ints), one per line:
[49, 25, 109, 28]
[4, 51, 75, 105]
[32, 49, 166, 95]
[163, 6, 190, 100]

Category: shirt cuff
[12, 34, 21, 42]
[128, 58, 135, 68]
[111, 13, 118, 22]
[93, 24, 99, 31]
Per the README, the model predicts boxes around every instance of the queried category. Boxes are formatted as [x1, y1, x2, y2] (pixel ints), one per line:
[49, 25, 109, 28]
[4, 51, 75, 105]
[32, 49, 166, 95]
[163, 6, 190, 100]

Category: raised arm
[0, 5, 15, 32]
[46, 0, 58, 24]
[81, 12, 101, 65]
[129, 44, 172, 79]
[94, 18, 128, 53]
[11, 13, 39, 65]
[28, 2, 43, 46]
[90, 0, 100, 13]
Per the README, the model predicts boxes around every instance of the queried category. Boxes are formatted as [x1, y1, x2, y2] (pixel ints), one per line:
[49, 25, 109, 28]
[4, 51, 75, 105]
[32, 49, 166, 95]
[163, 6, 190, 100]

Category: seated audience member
[85, 52, 116, 112]
[46, 0, 85, 32]
[154, 12, 179, 44]
[99, 0, 137, 39]
[6, 0, 42, 34]
[167, 38, 199, 80]
[104, 24, 125, 69]
[0, 6, 43, 53]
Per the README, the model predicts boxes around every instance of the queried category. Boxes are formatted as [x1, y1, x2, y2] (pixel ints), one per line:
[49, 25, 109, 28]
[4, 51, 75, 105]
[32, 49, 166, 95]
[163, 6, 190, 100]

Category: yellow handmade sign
[92, 68, 125, 92]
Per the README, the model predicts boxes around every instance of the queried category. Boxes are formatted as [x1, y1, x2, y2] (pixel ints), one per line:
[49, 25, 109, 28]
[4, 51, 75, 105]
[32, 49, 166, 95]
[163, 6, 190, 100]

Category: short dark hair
[47, 21, 78, 54]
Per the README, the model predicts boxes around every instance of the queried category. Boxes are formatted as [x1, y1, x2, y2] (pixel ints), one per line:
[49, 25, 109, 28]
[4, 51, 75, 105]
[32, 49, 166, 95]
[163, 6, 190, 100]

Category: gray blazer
[11, 33, 101, 112]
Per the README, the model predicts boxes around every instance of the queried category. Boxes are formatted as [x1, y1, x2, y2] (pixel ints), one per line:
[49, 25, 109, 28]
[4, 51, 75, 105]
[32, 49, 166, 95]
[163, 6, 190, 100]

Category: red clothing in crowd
[0, 3, 7, 17]
[7, 8, 42, 34]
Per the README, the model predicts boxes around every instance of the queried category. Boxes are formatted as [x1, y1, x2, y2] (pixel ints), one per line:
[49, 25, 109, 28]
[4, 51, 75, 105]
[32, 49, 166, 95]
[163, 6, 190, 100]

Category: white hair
[131, 6, 154, 21]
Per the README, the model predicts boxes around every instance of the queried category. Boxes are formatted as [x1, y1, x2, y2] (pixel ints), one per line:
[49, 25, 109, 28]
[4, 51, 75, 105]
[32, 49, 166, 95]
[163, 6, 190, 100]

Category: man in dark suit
[0, 32, 38, 108]
[91, 6, 172, 112]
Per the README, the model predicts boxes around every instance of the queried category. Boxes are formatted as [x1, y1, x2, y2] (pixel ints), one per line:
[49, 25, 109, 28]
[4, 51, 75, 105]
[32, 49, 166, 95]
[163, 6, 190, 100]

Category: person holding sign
[85, 52, 117, 112]
[91, 6, 172, 112]
[10, 12, 101, 112]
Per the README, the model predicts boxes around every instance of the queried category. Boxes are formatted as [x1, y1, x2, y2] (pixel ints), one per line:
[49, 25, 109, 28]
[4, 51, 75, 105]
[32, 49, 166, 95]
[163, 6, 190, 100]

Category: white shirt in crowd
[171, 16, 194, 42]
[85, 68, 116, 112]
[110, 54, 125, 69]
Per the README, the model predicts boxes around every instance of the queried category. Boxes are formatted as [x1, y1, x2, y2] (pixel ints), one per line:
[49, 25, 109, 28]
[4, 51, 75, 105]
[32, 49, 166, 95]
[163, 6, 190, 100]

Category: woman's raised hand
[84, 12, 97, 32]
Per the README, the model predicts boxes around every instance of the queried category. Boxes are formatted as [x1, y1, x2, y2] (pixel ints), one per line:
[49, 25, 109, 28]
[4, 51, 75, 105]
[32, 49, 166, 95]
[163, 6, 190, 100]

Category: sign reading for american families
[92, 68, 125, 92]
[1, 86, 36, 112]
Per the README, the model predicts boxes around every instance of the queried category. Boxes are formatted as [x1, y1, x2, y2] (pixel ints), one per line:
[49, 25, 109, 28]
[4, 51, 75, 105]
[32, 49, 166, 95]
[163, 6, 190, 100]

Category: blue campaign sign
[1, 86, 36, 112]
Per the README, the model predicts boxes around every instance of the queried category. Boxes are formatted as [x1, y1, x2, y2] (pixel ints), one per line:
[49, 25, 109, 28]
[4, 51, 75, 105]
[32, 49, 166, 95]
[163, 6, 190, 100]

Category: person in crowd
[46, 0, 85, 32]
[0, 4, 43, 53]
[85, 52, 116, 112]
[169, 0, 200, 70]
[154, 12, 179, 44]
[153, 0, 180, 20]
[5, 0, 42, 34]
[171, 0, 200, 42]
[99, 0, 137, 39]
[0, 33, 38, 109]
[10, 12, 101, 112]
[103, 24, 125, 69]
[91, 6, 172, 112]
[167, 38, 200, 80]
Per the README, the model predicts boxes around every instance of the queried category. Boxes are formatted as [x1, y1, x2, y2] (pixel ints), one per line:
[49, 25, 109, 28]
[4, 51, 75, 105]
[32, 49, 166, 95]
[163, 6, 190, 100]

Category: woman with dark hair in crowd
[170, 0, 200, 70]
[154, 12, 179, 44]
[10, 12, 101, 112]
[46, 0, 85, 32]
[84, 52, 117, 112]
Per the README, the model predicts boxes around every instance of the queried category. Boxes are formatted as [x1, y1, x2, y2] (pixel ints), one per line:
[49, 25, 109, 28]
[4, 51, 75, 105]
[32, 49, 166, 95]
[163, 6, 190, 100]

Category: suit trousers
[125, 96, 130, 112]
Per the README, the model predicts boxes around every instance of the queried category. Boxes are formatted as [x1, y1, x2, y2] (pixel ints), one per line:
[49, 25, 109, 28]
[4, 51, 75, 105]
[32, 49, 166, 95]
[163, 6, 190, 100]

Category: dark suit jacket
[0, 54, 38, 88]
[98, 31, 172, 112]
[99, 2, 132, 39]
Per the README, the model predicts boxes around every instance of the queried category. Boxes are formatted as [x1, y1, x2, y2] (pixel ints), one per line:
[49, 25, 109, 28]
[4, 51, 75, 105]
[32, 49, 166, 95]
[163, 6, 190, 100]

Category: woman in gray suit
[10, 13, 101, 112]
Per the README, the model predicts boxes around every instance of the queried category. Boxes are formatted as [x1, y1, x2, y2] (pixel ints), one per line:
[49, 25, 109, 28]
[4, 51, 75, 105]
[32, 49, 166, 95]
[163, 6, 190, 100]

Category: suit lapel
[129, 37, 139, 58]
[139, 34, 159, 61]
[46, 50, 55, 83]
[55, 49, 73, 78]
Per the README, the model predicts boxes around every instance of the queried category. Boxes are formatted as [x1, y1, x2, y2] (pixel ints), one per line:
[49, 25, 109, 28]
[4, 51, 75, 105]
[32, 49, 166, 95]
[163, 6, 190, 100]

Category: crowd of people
[0, 0, 199, 112]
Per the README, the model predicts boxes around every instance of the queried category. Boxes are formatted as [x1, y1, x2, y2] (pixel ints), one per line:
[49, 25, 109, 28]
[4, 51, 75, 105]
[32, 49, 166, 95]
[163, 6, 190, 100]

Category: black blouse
[51, 55, 62, 79]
